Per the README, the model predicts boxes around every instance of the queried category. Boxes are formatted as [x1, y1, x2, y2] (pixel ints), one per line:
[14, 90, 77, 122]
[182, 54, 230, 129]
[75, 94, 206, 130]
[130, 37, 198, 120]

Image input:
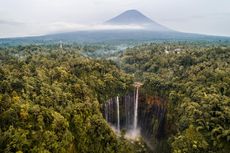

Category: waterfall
[116, 96, 120, 131]
[103, 82, 142, 137]
[133, 86, 139, 130]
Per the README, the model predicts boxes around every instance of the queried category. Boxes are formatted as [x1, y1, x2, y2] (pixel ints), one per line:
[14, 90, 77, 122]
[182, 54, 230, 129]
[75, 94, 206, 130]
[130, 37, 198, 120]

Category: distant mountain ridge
[105, 9, 171, 31]
[0, 9, 229, 45]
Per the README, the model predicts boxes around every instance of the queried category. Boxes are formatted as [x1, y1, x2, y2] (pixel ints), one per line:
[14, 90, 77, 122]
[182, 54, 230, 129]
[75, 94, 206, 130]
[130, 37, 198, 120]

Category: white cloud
[46, 22, 144, 33]
[0, 21, 145, 38]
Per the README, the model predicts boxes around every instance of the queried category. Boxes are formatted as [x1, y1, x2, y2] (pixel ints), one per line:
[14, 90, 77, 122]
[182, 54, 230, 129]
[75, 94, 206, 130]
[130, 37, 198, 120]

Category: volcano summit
[105, 9, 171, 31]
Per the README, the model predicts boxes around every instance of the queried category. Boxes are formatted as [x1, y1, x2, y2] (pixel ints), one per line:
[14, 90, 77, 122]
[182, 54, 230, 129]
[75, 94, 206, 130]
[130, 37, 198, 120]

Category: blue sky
[0, 0, 229, 38]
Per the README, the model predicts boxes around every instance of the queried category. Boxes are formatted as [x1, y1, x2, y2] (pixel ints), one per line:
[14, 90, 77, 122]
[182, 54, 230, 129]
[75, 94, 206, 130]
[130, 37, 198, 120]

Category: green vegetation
[0, 42, 229, 153]
[121, 43, 230, 153]
[0, 46, 151, 153]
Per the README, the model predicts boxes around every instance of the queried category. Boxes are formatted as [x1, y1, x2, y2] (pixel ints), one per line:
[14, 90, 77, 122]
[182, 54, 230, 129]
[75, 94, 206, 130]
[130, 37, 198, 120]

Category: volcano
[106, 10, 154, 25]
[0, 10, 228, 45]
[105, 9, 171, 31]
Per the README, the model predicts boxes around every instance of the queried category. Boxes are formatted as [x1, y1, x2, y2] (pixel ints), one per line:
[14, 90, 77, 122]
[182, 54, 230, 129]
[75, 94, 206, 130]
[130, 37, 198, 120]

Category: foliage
[120, 43, 230, 153]
[0, 45, 136, 153]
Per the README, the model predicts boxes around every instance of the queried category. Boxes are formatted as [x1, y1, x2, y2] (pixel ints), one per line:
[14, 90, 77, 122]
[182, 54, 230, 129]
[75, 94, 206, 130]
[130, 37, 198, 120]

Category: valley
[0, 42, 229, 153]
[0, 4, 230, 152]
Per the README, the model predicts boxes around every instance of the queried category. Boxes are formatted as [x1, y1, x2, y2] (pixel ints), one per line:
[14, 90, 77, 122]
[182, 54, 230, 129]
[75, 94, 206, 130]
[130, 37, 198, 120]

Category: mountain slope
[1, 30, 229, 46]
[0, 9, 229, 45]
[105, 10, 153, 25]
[105, 9, 171, 31]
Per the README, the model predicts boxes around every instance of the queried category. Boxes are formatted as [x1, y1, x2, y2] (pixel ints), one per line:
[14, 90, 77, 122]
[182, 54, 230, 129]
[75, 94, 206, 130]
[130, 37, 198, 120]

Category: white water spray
[134, 87, 139, 130]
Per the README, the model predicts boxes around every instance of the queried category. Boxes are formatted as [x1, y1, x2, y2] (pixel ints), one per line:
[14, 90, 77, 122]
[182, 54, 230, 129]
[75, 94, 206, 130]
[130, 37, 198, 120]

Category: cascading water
[103, 82, 143, 138]
[116, 96, 120, 131]
[133, 86, 139, 130]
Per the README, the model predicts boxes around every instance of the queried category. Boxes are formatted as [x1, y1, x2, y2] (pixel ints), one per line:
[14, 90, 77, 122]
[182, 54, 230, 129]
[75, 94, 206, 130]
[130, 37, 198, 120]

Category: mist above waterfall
[125, 128, 141, 140]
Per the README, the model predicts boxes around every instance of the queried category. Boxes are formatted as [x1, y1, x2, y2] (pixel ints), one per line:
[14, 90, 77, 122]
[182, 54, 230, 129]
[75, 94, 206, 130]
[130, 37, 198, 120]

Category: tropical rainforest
[0, 42, 229, 153]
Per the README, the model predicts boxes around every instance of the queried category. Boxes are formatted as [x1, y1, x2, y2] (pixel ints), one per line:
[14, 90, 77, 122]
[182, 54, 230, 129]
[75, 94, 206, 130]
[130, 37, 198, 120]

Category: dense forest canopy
[0, 42, 230, 153]
[0, 46, 151, 153]
[120, 43, 230, 153]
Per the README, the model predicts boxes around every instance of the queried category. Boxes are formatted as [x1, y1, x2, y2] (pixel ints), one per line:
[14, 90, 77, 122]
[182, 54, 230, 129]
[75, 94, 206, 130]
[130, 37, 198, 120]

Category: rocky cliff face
[139, 95, 167, 140]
